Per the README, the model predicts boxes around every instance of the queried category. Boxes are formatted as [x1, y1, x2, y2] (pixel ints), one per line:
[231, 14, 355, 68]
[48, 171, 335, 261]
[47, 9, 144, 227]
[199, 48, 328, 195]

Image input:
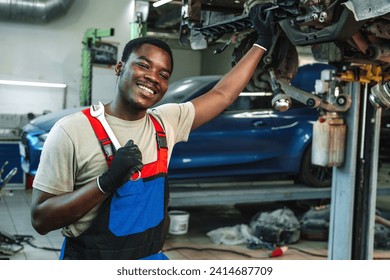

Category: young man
[30, 3, 276, 259]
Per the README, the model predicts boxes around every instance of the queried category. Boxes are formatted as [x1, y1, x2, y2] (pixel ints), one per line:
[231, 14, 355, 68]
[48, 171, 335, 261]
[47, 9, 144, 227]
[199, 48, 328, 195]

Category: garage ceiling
[147, 0, 182, 37]
[0, 0, 247, 39]
[0, 0, 183, 35]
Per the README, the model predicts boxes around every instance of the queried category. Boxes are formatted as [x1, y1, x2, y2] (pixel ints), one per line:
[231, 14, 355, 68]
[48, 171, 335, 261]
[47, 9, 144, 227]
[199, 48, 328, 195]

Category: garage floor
[1, 168, 390, 260]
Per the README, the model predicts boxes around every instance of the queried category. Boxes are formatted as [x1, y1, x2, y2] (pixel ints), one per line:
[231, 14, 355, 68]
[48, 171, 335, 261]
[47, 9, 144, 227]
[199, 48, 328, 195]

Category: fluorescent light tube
[0, 80, 67, 88]
[153, 0, 173, 8]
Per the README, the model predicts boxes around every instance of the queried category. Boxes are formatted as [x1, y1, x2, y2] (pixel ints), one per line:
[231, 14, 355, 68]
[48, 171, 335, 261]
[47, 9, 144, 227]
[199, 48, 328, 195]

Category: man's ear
[115, 61, 124, 76]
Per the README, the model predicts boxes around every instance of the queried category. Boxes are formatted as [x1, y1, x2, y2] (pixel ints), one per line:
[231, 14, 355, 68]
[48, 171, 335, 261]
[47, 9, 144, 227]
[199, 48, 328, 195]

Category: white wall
[0, 0, 204, 115]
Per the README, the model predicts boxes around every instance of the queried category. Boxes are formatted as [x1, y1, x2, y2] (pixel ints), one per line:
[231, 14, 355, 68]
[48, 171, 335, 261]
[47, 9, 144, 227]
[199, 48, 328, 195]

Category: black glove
[248, 2, 276, 51]
[97, 140, 143, 194]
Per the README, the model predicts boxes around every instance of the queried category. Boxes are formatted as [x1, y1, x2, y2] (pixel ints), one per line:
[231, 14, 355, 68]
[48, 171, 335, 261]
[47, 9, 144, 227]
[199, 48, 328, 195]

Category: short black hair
[121, 37, 174, 71]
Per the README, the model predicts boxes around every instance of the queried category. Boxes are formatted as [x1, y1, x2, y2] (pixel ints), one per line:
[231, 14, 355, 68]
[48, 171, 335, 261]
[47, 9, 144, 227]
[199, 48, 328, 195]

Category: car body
[20, 67, 334, 188]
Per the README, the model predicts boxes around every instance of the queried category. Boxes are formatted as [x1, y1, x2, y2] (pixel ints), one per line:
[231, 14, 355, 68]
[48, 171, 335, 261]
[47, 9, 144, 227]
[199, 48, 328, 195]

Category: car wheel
[298, 147, 332, 188]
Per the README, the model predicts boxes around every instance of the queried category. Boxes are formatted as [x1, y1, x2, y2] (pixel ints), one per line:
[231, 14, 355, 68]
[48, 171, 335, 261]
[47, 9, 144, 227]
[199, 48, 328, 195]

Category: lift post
[80, 28, 115, 106]
[328, 65, 388, 259]
[270, 63, 389, 259]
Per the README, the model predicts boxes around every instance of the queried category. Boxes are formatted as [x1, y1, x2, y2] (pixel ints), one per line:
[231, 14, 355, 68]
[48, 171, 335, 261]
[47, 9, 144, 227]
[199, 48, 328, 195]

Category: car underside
[179, 0, 390, 97]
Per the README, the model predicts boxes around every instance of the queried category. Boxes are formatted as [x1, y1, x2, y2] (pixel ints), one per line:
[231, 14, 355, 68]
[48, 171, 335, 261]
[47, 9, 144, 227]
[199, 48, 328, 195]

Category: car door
[168, 93, 278, 179]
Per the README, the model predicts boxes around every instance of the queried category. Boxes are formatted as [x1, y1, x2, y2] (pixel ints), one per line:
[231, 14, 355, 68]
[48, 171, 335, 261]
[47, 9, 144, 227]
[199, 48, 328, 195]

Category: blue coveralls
[59, 109, 170, 260]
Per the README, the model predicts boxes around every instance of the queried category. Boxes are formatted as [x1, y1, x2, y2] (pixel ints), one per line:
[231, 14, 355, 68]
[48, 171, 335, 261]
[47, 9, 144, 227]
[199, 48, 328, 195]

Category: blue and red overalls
[59, 109, 170, 260]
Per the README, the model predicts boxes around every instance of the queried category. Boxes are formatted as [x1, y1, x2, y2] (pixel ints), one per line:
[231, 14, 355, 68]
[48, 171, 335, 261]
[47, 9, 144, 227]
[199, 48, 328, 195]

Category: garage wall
[200, 47, 233, 76]
[0, 0, 212, 115]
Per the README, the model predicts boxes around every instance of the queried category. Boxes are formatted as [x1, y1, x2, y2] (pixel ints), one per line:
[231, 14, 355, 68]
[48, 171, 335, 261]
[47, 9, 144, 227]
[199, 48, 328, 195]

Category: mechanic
[30, 3, 276, 260]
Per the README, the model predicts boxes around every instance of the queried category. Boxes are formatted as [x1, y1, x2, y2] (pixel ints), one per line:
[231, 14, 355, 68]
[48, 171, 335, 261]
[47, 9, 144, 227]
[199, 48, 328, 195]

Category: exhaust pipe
[0, 0, 74, 23]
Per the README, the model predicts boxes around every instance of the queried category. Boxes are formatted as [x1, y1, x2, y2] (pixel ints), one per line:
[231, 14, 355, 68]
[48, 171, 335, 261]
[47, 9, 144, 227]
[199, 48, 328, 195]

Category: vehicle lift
[329, 66, 390, 260]
[270, 63, 390, 259]
[207, 5, 390, 258]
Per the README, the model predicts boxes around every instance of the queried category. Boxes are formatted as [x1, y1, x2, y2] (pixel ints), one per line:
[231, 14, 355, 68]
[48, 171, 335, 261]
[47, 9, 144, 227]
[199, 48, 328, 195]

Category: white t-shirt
[33, 102, 195, 237]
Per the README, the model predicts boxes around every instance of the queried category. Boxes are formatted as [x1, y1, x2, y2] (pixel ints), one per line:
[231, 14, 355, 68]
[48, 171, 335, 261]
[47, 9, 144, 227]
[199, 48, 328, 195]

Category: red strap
[143, 115, 168, 178]
[82, 108, 114, 167]
[82, 109, 168, 178]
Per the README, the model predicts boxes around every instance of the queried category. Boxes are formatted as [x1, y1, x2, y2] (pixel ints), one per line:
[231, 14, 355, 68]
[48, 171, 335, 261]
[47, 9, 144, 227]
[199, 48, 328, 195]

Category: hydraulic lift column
[328, 68, 386, 259]
[273, 65, 387, 259]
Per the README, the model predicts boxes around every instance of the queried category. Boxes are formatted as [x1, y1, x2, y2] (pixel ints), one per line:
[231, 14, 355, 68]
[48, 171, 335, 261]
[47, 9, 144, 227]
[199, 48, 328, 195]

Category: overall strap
[82, 108, 114, 167]
[135, 114, 168, 179]
[149, 114, 167, 150]
[82, 109, 168, 175]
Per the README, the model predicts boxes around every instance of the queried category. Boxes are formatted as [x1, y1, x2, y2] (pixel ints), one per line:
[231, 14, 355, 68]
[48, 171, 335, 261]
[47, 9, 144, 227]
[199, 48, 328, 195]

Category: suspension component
[338, 64, 390, 109]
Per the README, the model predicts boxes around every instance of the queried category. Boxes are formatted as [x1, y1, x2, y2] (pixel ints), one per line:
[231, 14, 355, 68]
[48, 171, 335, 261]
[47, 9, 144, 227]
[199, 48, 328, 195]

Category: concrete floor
[0, 189, 330, 260]
[1, 176, 390, 260]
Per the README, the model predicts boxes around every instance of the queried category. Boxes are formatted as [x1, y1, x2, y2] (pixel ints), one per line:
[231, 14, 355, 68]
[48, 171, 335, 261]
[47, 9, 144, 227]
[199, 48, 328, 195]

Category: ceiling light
[0, 79, 67, 88]
[153, 0, 173, 8]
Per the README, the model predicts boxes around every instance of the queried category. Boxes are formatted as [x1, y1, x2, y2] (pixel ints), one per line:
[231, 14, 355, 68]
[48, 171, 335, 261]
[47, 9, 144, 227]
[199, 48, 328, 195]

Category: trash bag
[300, 205, 330, 241]
[374, 224, 390, 250]
[207, 224, 275, 250]
[207, 224, 250, 246]
[249, 207, 300, 246]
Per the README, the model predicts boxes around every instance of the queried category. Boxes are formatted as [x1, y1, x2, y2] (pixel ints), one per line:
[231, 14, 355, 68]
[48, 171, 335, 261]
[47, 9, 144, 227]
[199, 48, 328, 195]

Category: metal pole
[328, 82, 360, 259]
[351, 83, 381, 259]
[328, 81, 382, 260]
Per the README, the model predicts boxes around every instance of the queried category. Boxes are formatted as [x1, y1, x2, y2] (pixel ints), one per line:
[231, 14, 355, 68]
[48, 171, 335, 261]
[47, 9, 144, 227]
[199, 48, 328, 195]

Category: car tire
[298, 147, 332, 188]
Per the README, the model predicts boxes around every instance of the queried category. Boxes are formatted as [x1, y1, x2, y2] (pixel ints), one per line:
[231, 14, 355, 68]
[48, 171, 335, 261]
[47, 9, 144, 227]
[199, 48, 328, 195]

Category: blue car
[20, 68, 332, 188]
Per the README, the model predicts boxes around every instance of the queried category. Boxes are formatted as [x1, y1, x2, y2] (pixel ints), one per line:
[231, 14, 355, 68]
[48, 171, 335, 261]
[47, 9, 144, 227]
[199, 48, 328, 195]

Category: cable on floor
[288, 246, 327, 258]
[164, 246, 259, 259]
[164, 245, 330, 259]
[25, 239, 61, 252]
[0, 233, 60, 256]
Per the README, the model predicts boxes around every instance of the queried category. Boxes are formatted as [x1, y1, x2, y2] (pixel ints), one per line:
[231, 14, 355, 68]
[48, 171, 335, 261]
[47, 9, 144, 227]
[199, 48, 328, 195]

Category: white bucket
[168, 210, 190, 235]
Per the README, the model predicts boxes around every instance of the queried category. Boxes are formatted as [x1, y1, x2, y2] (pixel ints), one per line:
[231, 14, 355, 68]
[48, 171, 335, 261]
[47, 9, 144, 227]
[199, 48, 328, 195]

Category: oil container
[312, 114, 346, 167]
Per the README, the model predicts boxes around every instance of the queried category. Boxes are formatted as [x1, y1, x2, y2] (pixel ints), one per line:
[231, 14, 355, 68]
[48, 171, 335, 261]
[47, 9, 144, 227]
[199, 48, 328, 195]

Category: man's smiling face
[118, 43, 172, 111]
